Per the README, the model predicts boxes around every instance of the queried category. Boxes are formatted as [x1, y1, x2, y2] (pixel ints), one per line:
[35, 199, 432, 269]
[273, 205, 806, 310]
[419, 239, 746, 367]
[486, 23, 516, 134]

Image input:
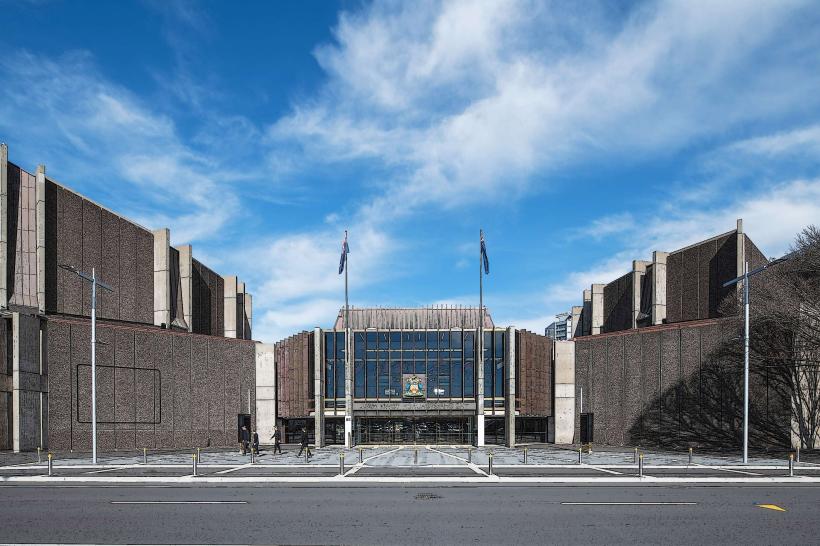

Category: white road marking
[110, 501, 247, 504]
[425, 446, 488, 477]
[215, 464, 252, 475]
[585, 465, 623, 475]
[561, 502, 697, 506]
[695, 464, 762, 476]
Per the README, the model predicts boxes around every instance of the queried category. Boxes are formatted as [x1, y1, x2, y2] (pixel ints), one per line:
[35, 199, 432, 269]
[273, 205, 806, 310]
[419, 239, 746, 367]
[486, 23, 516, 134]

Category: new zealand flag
[338, 231, 350, 274]
[480, 231, 489, 275]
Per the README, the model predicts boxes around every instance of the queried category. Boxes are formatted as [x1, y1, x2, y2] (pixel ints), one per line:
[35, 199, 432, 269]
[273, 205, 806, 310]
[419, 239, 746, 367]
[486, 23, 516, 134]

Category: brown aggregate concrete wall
[46, 316, 255, 451]
[44, 181, 153, 324]
[191, 258, 224, 337]
[666, 233, 738, 324]
[574, 317, 790, 449]
[603, 272, 633, 333]
[275, 331, 314, 419]
[515, 330, 553, 416]
[0, 319, 10, 449]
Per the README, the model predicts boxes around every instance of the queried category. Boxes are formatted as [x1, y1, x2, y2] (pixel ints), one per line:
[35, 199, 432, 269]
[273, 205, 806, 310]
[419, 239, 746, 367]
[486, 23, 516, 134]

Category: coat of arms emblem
[402, 374, 426, 399]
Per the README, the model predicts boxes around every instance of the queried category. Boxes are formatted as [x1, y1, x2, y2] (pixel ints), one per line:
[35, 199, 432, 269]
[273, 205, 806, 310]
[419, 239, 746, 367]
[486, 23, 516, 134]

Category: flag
[480, 231, 489, 275]
[338, 231, 350, 274]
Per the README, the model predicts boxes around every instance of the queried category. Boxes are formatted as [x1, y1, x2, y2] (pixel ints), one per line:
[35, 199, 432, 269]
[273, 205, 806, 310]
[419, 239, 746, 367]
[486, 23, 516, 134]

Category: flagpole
[343, 230, 352, 448]
[345, 230, 349, 331]
[477, 229, 485, 447]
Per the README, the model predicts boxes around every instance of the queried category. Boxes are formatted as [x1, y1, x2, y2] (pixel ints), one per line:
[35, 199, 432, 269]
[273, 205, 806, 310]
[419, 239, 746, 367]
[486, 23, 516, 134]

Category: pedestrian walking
[252, 430, 260, 454]
[271, 426, 282, 455]
[240, 425, 250, 455]
[297, 426, 312, 458]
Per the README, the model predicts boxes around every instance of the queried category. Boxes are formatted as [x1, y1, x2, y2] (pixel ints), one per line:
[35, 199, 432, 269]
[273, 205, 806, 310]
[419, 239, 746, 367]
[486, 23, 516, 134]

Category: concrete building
[545, 313, 571, 341]
[0, 145, 256, 452]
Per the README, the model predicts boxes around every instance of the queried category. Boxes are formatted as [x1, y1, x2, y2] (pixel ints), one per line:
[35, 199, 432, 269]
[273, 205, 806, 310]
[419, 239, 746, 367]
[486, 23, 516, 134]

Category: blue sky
[2, 0, 820, 342]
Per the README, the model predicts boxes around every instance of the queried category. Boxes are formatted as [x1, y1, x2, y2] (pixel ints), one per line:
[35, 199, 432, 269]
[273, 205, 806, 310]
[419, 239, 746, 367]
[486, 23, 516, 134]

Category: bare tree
[751, 226, 820, 449]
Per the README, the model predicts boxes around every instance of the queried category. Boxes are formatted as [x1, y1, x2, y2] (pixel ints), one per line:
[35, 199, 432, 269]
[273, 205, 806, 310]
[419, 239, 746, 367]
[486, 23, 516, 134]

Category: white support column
[344, 327, 353, 447]
[553, 340, 576, 444]
[0, 143, 7, 308]
[175, 244, 193, 332]
[505, 327, 516, 448]
[313, 327, 324, 447]
[152, 228, 171, 327]
[223, 275, 238, 338]
[255, 343, 277, 444]
[570, 306, 583, 339]
[651, 251, 668, 325]
[35, 165, 46, 314]
[244, 293, 253, 340]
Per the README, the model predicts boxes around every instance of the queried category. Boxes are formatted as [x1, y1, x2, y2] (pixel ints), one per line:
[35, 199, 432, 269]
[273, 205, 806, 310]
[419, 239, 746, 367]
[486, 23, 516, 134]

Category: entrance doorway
[357, 417, 473, 445]
[237, 414, 251, 443]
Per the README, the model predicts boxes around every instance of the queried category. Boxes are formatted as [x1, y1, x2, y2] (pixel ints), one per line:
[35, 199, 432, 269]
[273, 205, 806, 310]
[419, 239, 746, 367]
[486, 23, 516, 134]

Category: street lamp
[722, 253, 790, 464]
[60, 264, 113, 465]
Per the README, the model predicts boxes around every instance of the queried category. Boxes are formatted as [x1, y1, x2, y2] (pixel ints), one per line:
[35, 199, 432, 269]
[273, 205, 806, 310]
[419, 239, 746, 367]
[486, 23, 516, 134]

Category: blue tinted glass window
[390, 331, 401, 347]
[464, 332, 474, 355]
[427, 361, 438, 396]
[495, 360, 504, 397]
[378, 350, 389, 361]
[484, 332, 492, 358]
[325, 332, 334, 355]
[354, 360, 365, 398]
[325, 361, 334, 398]
[402, 332, 412, 346]
[415, 360, 425, 374]
[440, 331, 449, 347]
[366, 361, 377, 397]
[452, 331, 462, 349]
[355, 333, 365, 358]
[336, 332, 345, 358]
[390, 361, 401, 398]
[413, 333, 424, 350]
[366, 331, 377, 349]
[452, 360, 462, 398]
[378, 361, 389, 398]
[495, 332, 504, 358]
[438, 361, 450, 397]
[484, 360, 493, 399]
[427, 331, 438, 349]
[403, 360, 413, 374]
[379, 332, 388, 347]
[463, 360, 474, 396]
[335, 360, 345, 398]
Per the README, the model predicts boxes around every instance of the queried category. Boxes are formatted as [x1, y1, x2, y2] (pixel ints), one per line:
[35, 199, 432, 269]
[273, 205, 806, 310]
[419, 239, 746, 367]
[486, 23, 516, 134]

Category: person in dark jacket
[297, 427, 312, 458]
[270, 426, 282, 455]
[240, 425, 250, 455]
[252, 430, 260, 454]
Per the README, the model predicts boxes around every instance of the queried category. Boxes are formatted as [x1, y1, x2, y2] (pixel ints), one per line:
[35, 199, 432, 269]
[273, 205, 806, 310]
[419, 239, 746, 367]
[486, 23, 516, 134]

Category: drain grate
[414, 493, 442, 500]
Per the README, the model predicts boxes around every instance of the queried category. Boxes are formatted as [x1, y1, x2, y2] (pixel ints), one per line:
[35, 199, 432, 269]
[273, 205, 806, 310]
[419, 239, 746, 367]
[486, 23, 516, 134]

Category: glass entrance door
[357, 417, 473, 445]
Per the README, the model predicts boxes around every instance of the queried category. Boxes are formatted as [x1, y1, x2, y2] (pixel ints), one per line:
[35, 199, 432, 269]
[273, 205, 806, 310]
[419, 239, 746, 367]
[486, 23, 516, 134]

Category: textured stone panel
[46, 321, 72, 450]
[114, 329, 136, 449]
[99, 210, 121, 320]
[135, 228, 154, 324]
[641, 331, 660, 445]
[715, 235, 738, 315]
[606, 336, 625, 445]
[118, 219, 138, 322]
[603, 272, 632, 333]
[81, 201, 102, 316]
[666, 251, 682, 323]
[590, 339, 607, 443]
[681, 247, 699, 321]
[623, 333, 643, 443]
[190, 338, 209, 433]
[173, 335, 192, 448]
[679, 327, 701, 442]
[698, 239, 718, 320]
[659, 329, 680, 445]
[206, 339, 226, 445]
[44, 182, 59, 312]
[57, 188, 83, 315]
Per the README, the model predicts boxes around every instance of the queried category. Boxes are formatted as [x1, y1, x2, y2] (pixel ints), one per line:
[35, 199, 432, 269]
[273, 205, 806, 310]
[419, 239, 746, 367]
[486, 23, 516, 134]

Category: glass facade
[484, 331, 506, 408]
[323, 332, 346, 408]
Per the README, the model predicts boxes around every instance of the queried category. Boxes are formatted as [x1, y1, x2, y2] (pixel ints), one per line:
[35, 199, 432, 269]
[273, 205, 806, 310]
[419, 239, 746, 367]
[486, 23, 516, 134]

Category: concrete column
[632, 260, 649, 329]
[0, 144, 8, 309]
[313, 327, 324, 447]
[175, 245, 193, 332]
[590, 284, 604, 335]
[553, 340, 576, 444]
[152, 228, 171, 327]
[12, 312, 44, 452]
[476, 327, 485, 446]
[344, 327, 353, 447]
[255, 343, 277, 444]
[244, 293, 253, 340]
[35, 165, 46, 314]
[582, 289, 592, 336]
[570, 306, 583, 339]
[505, 327, 516, 447]
[223, 275, 238, 338]
[651, 251, 668, 325]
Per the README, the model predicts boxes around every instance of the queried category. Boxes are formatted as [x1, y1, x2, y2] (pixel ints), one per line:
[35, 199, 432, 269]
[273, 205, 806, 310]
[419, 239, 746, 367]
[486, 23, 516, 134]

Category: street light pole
[723, 253, 791, 464]
[59, 264, 113, 465]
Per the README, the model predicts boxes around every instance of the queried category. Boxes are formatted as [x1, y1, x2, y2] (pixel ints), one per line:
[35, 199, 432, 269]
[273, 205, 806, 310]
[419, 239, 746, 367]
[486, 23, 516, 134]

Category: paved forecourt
[1, 445, 817, 484]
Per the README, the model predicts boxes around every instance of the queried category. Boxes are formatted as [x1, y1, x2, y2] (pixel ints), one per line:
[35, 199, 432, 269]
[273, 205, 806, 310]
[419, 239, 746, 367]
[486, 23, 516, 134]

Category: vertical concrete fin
[553, 340, 576, 444]
[313, 327, 324, 447]
[255, 343, 277, 444]
[632, 260, 649, 329]
[244, 293, 252, 340]
[0, 143, 7, 308]
[505, 327, 516, 447]
[570, 305, 583, 339]
[175, 244, 193, 332]
[590, 284, 604, 335]
[651, 251, 668, 325]
[152, 228, 171, 327]
[35, 165, 46, 313]
[223, 275, 238, 338]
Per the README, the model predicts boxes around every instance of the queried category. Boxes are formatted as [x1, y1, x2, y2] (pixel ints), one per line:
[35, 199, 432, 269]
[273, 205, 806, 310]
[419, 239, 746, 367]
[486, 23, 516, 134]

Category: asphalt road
[1, 483, 818, 545]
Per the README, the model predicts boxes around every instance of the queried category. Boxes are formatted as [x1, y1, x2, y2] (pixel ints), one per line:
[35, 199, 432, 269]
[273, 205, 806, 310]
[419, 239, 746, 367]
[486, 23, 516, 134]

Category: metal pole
[143, 447, 147, 465]
[488, 453, 493, 475]
[796, 446, 800, 463]
[639, 453, 644, 477]
[359, 448, 363, 463]
[743, 261, 749, 465]
[467, 448, 472, 464]
[578, 448, 582, 464]
[251, 448, 256, 464]
[47, 453, 53, 476]
[91, 268, 98, 465]
[305, 448, 309, 464]
[633, 447, 638, 464]
[192, 453, 198, 477]
[688, 447, 693, 465]
[523, 447, 528, 464]
[197, 447, 201, 463]
[37, 446, 41, 463]
[339, 453, 345, 475]
[789, 453, 794, 477]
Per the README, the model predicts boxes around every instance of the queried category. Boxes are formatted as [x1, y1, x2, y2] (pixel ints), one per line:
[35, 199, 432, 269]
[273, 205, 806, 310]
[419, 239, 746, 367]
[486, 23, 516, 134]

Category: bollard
[414, 448, 418, 465]
[796, 446, 801, 463]
[47, 453, 53, 477]
[488, 453, 494, 475]
[467, 448, 472, 464]
[789, 454, 794, 477]
[634, 447, 638, 464]
[197, 447, 202, 463]
[251, 448, 256, 465]
[578, 448, 582, 464]
[339, 453, 345, 475]
[37, 446, 42, 463]
[688, 447, 693, 465]
[143, 447, 147, 465]
[639, 453, 644, 477]
[523, 447, 528, 465]
[359, 447, 363, 464]
[192, 453, 198, 477]
[305, 448, 309, 464]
